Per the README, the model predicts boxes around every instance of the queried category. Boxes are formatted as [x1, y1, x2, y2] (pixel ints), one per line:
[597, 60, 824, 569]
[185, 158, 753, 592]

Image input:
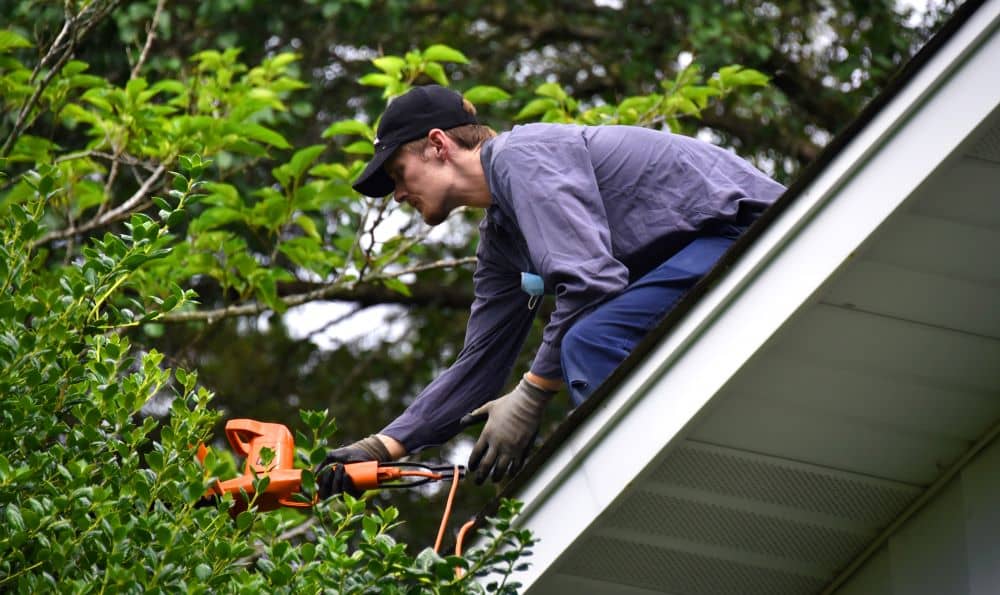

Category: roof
[474, 1, 1000, 592]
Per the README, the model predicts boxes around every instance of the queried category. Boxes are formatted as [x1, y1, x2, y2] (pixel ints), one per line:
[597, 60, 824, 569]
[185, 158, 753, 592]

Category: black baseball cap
[352, 85, 479, 197]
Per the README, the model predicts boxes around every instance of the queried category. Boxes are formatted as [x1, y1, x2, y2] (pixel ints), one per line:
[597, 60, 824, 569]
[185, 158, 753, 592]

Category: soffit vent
[600, 490, 871, 567]
[649, 442, 921, 526]
[967, 120, 1000, 164]
[557, 536, 827, 595]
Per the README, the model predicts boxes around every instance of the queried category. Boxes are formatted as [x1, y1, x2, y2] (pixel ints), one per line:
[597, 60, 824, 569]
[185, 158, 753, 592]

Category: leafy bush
[0, 167, 534, 592]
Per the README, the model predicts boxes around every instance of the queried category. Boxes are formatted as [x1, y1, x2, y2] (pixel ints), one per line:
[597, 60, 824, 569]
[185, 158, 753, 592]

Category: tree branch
[33, 163, 167, 246]
[160, 256, 478, 323]
[280, 277, 475, 309]
[1, 0, 124, 158]
[763, 51, 856, 135]
[130, 0, 167, 79]
[1, 25, 76, 158]
[698, 109, 821, 165]
[304, 304, 365, 340]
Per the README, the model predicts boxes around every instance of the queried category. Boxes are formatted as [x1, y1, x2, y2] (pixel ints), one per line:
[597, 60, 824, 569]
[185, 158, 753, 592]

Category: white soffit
[510, 2, 1000, 592]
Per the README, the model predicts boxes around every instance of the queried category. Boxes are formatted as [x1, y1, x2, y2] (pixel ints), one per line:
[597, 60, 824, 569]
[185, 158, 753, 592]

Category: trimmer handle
[320, 460, 413, 491]
[198, 419, 462, 516]
[202, 420, 393, 512]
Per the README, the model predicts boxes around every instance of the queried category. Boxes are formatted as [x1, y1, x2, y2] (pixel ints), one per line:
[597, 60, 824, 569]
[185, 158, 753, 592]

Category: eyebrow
[383, 155, 398, 174]
[387, 161, 402, 181]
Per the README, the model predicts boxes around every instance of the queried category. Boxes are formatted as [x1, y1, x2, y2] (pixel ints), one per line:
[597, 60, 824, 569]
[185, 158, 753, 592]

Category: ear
[426, 129, 450, 161]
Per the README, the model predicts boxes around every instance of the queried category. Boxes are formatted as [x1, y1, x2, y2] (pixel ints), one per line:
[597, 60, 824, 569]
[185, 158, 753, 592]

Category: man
[317, 84, 784, 495]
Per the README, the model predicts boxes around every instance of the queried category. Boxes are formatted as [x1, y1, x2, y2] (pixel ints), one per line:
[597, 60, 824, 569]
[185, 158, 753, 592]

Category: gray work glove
[315, 435, 390, 499]
[461, 378, 555, 484]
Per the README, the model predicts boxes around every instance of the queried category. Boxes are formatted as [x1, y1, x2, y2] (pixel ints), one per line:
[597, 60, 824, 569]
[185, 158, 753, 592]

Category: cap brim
[352, 147, 396, 197]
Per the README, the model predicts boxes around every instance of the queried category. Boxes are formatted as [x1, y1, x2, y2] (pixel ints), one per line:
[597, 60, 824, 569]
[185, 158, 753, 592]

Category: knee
[561, 320, 593, 369]
[561, 319, 619, 406]
[560, 324, 587, 402]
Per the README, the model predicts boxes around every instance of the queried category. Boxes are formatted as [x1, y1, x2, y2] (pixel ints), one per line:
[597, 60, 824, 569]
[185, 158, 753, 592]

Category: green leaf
[71, 180, 106, 217]
[288, 145, 326, 180]
[372, 56, 406, 76]
[535, 82, 567, 102]
[617, 96, 656, 113]
[728, 67, 770, 87]
[464, 85, 511, 105]
[514, 98, 558, 120]
[5, 504, 24, 531]
[61, 60, 89, 76]
[238, 123, 291, 149]
[295, 215, 320, 240]
[250, 194, 287, 229]
[252, 270, 285, 313]
[415, 547, 442, 570]
[321, 119, 373, 140]
[362, 515, 378, 539]
[541, 108, 567, 122]
[195, 563, 212, 580]
[359, 73, 396, 88]
[423, 62, 449, 87]
[278, 237, 327, 274]
[268, 52, 299, 69]
[149, 79, 186, 96]
[166, 208, 187, 229]
[0, 30, 32, 53]
[126, 77, 149, 103]
[236, 511, 254, 531]
[681, 85, 722, 109]
[422, 44, 468, 64]
[309, 163, 351, 180]
[343, 140, 374, 156]
[202, 183, 242, 208]
[715, 65, 770, 89]
[190, 206, 243, 234]
[68, 74, 105, 90]
[382, 277, 411, 297]
[272, 164, 292, 189]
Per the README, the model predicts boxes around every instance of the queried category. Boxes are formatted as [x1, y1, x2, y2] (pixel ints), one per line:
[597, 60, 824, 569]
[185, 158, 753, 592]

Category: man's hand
[315, 435, 391, 499]
[460, 377, 555, 484]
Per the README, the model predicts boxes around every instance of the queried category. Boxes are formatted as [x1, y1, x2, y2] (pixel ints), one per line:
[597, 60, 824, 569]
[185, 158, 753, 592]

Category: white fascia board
[510, 3, 1000, 591]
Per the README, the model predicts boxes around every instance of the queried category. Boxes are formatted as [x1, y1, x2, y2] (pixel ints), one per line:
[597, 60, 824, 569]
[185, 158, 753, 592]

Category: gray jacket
[382, 123, 785, 451]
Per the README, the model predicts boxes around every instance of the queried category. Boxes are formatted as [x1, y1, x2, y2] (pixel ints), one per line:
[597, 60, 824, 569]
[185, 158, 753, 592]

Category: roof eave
[488, 1, 999, 590]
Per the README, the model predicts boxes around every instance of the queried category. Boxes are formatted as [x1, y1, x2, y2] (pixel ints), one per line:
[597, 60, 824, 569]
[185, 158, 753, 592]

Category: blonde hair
[398, 99, 496, 155]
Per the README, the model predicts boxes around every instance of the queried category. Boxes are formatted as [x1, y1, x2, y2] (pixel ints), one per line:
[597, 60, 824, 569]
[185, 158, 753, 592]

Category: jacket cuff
[529, 342, 563, 382]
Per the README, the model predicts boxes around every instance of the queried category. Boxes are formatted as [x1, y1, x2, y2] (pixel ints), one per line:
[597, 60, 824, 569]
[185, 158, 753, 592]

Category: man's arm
[318, 241, 537, 494]
[376, 223, 539, 454]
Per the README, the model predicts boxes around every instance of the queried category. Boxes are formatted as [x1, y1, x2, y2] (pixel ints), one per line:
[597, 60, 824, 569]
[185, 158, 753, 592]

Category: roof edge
[466, 0, 992, 543]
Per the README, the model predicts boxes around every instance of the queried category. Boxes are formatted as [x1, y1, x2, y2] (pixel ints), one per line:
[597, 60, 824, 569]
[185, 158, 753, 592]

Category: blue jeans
[560, 235, 737, 406]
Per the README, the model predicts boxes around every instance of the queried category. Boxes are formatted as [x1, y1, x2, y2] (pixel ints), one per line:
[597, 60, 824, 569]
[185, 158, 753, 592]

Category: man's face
[385, 146, 455, 226]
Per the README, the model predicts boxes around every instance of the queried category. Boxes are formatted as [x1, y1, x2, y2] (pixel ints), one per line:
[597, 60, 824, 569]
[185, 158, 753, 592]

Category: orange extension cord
[431, 464, 478, 579]
[393, 464, 475, 557]
[355, 464, 478, 577]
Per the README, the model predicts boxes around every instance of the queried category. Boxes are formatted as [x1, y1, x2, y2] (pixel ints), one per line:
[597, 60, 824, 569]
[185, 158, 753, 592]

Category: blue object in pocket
[520, 272, 544, 310]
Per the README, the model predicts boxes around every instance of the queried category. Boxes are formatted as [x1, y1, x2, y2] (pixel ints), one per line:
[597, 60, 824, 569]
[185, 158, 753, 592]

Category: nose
[392, 185, 407, 203]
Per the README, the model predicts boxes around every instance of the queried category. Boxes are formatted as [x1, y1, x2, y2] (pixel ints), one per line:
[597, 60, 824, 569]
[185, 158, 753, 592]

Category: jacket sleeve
[379, 223, 537, 453]
[490, 140, 630, 380]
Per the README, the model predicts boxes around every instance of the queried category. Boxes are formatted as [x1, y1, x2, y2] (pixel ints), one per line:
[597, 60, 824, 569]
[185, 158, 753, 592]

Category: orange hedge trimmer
[197, 419, 474, 555]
